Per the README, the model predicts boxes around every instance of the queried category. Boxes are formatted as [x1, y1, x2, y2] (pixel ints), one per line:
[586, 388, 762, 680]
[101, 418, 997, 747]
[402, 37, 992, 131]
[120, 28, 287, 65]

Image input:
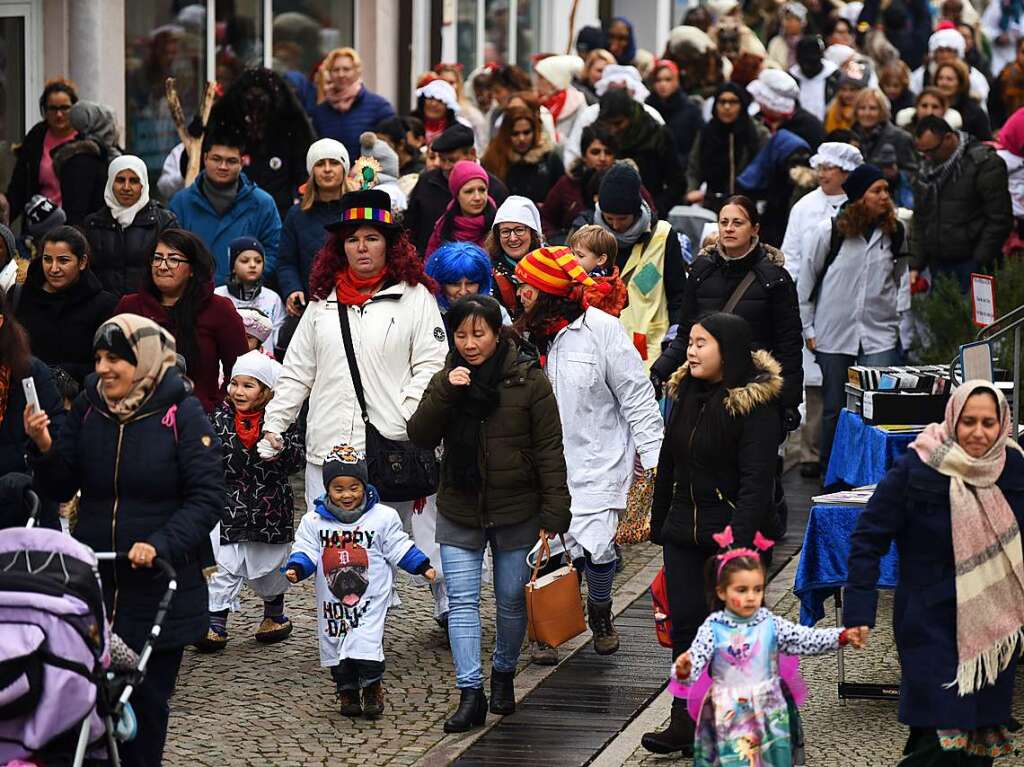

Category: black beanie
[227, 236, 265, 272]
[842, 163, 885, 204]
[322, 445, 369, 489]
[697, 312, 754, 388]
[598, 163, 642, 216]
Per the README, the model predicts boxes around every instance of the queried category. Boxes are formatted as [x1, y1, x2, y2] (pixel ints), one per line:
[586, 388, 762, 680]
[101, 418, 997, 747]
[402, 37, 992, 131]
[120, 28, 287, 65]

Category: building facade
[0, 0, 679, 204]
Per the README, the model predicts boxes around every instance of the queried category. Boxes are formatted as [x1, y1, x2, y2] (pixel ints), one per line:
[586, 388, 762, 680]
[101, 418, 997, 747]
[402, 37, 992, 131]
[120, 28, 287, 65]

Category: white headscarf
[104, 155, 151, 226]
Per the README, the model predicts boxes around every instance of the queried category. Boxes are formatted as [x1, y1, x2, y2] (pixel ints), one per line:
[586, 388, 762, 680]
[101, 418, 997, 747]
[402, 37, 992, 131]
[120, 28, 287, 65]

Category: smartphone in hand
[22, 377, 40, 414]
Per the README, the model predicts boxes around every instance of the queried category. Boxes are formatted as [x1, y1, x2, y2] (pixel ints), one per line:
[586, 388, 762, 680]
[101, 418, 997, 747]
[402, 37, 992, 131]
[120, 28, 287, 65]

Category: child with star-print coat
[198, 350, 305, 652]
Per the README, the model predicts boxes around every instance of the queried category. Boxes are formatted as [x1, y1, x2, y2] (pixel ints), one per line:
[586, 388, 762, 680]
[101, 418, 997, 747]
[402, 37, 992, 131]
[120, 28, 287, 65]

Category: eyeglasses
[498, 227, 529, 240]
[207, 154, 241, 167]
[151, 255, 190, 269]
[45, 105, 71, 113]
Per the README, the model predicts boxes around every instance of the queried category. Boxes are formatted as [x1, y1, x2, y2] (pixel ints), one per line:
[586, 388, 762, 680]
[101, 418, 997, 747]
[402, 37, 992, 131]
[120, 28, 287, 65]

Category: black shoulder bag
[337, 302, 439, 502]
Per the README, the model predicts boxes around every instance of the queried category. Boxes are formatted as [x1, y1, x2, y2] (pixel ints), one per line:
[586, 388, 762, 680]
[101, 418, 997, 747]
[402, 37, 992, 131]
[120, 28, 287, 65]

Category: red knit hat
[515, 246, 613, 299]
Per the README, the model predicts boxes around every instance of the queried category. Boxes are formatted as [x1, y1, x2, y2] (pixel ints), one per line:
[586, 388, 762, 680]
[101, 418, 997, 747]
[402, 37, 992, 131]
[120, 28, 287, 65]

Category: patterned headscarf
[93, 314, 177, 421]
[910, 380, 1024, 694]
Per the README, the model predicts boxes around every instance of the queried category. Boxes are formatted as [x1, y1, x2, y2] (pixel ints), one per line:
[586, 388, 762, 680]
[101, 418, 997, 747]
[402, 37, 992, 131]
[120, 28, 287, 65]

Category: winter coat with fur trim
[650, 350, 783, 549]
[51, 134, 110, 227]
[500, 134, 565, 204]
[651, 241, 803, 410]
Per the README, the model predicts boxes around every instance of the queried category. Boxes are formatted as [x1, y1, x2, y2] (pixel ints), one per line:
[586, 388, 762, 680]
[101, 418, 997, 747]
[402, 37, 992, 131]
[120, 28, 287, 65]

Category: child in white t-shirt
[286, 446, 435, 719]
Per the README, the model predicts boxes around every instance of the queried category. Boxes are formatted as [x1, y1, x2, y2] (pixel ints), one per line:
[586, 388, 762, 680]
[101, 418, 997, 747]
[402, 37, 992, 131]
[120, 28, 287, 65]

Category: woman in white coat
[261, 189, 449, 614]
[780, 142, 862, 478]
[514, 245, 663, 658]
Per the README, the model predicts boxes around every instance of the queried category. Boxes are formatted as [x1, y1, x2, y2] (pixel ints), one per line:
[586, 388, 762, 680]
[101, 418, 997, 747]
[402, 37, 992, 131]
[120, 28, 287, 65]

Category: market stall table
[824, 409, 917, 487]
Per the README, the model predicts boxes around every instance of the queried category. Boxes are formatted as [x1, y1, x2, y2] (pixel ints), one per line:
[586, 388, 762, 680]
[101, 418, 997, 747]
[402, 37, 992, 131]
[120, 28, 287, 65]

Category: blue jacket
[169, 172, 282, 285]
[311, 87, 396, 163]
[277, 199, 343, 299]
[30, 369, 224, 651]
[844, 449, 1024, 729]
[286, 487, 430, 579]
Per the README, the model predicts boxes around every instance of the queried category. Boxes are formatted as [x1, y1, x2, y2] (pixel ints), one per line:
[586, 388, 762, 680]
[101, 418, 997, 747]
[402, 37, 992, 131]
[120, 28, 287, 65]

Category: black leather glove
[650, 370, 664, 399]
[782, 407, 802, 432]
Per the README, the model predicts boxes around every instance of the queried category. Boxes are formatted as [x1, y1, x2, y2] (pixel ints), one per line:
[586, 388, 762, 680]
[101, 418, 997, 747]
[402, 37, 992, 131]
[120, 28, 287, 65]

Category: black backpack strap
[809, 219, 844, 304]
[336, 302, 369, 424]
[890, 220, 906, 259]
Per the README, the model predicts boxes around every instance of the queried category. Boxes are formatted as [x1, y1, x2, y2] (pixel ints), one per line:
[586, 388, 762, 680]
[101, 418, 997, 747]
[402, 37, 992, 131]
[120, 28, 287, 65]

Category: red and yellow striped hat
[515, 246, 612, 298]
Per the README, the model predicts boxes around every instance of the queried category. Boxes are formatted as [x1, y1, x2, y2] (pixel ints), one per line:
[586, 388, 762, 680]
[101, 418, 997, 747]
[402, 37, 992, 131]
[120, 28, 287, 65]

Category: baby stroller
[0, 480, 177, 766]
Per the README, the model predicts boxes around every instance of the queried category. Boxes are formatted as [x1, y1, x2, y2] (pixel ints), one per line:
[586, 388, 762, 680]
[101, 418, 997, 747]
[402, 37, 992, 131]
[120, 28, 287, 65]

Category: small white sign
[971, 274, 996, 327]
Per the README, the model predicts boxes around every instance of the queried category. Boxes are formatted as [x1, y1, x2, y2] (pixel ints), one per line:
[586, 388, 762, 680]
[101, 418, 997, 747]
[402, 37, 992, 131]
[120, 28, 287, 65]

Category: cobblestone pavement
[620, 586, 1024, 767]
[163, 483, 662, 767]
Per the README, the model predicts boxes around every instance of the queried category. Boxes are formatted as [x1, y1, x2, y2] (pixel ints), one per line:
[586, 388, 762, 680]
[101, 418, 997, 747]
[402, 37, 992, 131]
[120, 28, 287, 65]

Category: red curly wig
[308, 224, 437, 301]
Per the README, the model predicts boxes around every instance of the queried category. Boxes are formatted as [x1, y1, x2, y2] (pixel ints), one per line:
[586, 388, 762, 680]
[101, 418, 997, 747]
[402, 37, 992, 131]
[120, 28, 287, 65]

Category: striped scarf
[910, 380, 1024, 695]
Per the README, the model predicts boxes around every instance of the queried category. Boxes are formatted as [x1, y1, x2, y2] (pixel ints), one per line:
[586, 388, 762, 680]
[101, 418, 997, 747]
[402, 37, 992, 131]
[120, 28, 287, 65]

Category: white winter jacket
[547, 307, 664, 514]
[264, 282, 447, 464]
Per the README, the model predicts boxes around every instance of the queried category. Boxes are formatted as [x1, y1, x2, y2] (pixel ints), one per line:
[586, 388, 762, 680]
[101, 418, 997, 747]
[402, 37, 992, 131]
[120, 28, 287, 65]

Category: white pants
[208, 539, 291, 612]
[303, 460, 449, 618]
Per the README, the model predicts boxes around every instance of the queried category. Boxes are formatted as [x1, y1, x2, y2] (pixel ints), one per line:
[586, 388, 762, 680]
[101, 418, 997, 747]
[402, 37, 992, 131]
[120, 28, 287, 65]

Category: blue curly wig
[425, 241, 494, 308]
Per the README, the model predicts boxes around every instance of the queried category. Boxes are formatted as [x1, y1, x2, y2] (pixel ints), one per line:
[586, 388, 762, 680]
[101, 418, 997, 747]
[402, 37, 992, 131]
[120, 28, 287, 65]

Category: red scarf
[335, 267, 387, 306]
[424, 117, 448, 144]
[543, 89, 568, 125]
[234, 408, 263, 450]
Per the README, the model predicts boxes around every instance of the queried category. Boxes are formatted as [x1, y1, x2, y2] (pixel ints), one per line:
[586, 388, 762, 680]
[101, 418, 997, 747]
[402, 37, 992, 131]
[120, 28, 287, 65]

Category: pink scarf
[326, 78, 363, 112]
[910, 380, 1024, 695]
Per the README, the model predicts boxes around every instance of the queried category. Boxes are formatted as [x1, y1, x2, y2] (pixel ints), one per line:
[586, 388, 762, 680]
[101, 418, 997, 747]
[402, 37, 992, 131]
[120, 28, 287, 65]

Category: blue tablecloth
[793, 503, 899, 626]
[824, 409, 916, 487]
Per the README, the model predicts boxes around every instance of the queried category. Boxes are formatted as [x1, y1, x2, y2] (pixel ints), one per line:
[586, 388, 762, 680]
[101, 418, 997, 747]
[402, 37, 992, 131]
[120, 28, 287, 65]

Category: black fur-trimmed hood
[667, 349, 783, 417]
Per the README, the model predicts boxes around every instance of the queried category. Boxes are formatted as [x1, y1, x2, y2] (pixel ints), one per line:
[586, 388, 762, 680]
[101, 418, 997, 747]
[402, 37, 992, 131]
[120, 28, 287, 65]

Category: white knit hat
[810, 142, 864, 171]
[668, 25, 714, 55]
[929, 28, 966, 57]
[823, 44, 857, 68]
[493, 195, 542, 236]
[595, 65, 650, 102]
[535, 55, 584, 92]
[706, 0, 740, 20]
[416, 79, 460, 113]
[232, 349, 282, 390]
[306, 138, 350, 175]
[747, 69, 799, 115]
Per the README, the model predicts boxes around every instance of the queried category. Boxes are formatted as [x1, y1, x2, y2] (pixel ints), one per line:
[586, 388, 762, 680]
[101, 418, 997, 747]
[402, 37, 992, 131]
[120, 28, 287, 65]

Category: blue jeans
[817, 346, 902, 472]
[441, 543, 531, 689]
[932, 259, 981, 294]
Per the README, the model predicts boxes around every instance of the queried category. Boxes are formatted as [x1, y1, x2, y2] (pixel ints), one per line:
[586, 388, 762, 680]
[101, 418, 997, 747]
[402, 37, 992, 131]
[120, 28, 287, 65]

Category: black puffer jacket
[407, 341, 571, 534]
[212, 402, 304, 545]
[83, 201, 179, 296]
[645, 90, 704, 173]
[30, 369, 223, 651]
[405, 168, 510, 257]
[50, 135, 110, 227]
[854, 121, 918, 175]
[651, 350, 783, 549]
[5, 122, 48, 225]
[910, 138, 1013, 270]
[652, 242, 803, 409]
[14, 259, 118, 383]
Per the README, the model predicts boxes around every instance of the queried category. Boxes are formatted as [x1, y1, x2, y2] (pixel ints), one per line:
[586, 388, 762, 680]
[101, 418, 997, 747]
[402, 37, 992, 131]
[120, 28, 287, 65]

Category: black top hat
[325, 188, 401, 232]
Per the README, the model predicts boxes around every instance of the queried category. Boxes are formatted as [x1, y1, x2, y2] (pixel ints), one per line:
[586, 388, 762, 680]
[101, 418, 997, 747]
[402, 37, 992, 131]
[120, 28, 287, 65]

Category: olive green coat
[407, 342, 571, 534]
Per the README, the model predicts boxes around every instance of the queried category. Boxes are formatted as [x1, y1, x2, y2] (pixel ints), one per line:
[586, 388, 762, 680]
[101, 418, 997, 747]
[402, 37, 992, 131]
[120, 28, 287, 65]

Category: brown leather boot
[588, 598, 620, 655]
[361, 680, 385, 719]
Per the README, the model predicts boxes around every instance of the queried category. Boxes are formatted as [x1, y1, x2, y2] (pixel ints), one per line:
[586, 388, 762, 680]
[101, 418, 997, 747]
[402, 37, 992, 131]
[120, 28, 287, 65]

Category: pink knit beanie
[447, 160, 489, 197]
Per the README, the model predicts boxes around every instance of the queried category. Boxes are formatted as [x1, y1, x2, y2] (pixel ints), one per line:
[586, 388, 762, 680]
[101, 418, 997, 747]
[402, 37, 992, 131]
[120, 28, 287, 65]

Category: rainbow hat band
[342, 206, 393, 225]
[326, 189, 400, 231]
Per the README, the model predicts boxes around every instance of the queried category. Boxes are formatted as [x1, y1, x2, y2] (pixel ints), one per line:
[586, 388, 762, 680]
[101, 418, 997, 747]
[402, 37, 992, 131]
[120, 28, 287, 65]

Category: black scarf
[700, 83, 759, 198]
[443, 341, 507, 491]
[226, 276, 263, 302]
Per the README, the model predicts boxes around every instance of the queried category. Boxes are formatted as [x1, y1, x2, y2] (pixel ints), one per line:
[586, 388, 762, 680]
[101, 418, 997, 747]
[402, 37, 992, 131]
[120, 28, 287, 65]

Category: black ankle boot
[640, 698, 695, 755]
[443, 686, 488, 733]
[489, 668, 516, 715]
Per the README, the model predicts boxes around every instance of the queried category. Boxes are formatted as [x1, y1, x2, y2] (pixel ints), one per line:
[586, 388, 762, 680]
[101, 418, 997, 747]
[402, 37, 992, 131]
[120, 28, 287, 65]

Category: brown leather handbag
[525, 534, 587, 648]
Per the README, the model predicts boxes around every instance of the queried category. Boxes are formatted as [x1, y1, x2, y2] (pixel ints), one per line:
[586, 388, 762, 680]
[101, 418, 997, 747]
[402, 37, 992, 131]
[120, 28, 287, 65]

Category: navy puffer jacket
[30, 368, 223, 651]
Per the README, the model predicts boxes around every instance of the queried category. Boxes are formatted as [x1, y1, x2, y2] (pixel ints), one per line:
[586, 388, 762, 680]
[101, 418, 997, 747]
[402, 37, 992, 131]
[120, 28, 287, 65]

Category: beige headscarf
[910, 380, 1024, 695]
[93, 314, 177, 421]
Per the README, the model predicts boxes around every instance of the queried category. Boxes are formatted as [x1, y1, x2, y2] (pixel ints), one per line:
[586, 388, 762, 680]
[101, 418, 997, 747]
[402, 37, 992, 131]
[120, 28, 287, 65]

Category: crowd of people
[1, 5, 1023, 765]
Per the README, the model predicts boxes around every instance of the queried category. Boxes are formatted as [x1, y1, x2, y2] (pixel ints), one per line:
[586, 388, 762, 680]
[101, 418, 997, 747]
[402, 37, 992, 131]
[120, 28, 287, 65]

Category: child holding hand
[672, 527, 867, 766]
[285, 446, 436, 720]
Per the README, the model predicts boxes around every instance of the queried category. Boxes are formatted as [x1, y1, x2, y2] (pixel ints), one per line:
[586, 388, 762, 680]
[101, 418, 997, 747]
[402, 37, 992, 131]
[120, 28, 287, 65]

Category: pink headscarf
[999, 108, 1024, 158]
